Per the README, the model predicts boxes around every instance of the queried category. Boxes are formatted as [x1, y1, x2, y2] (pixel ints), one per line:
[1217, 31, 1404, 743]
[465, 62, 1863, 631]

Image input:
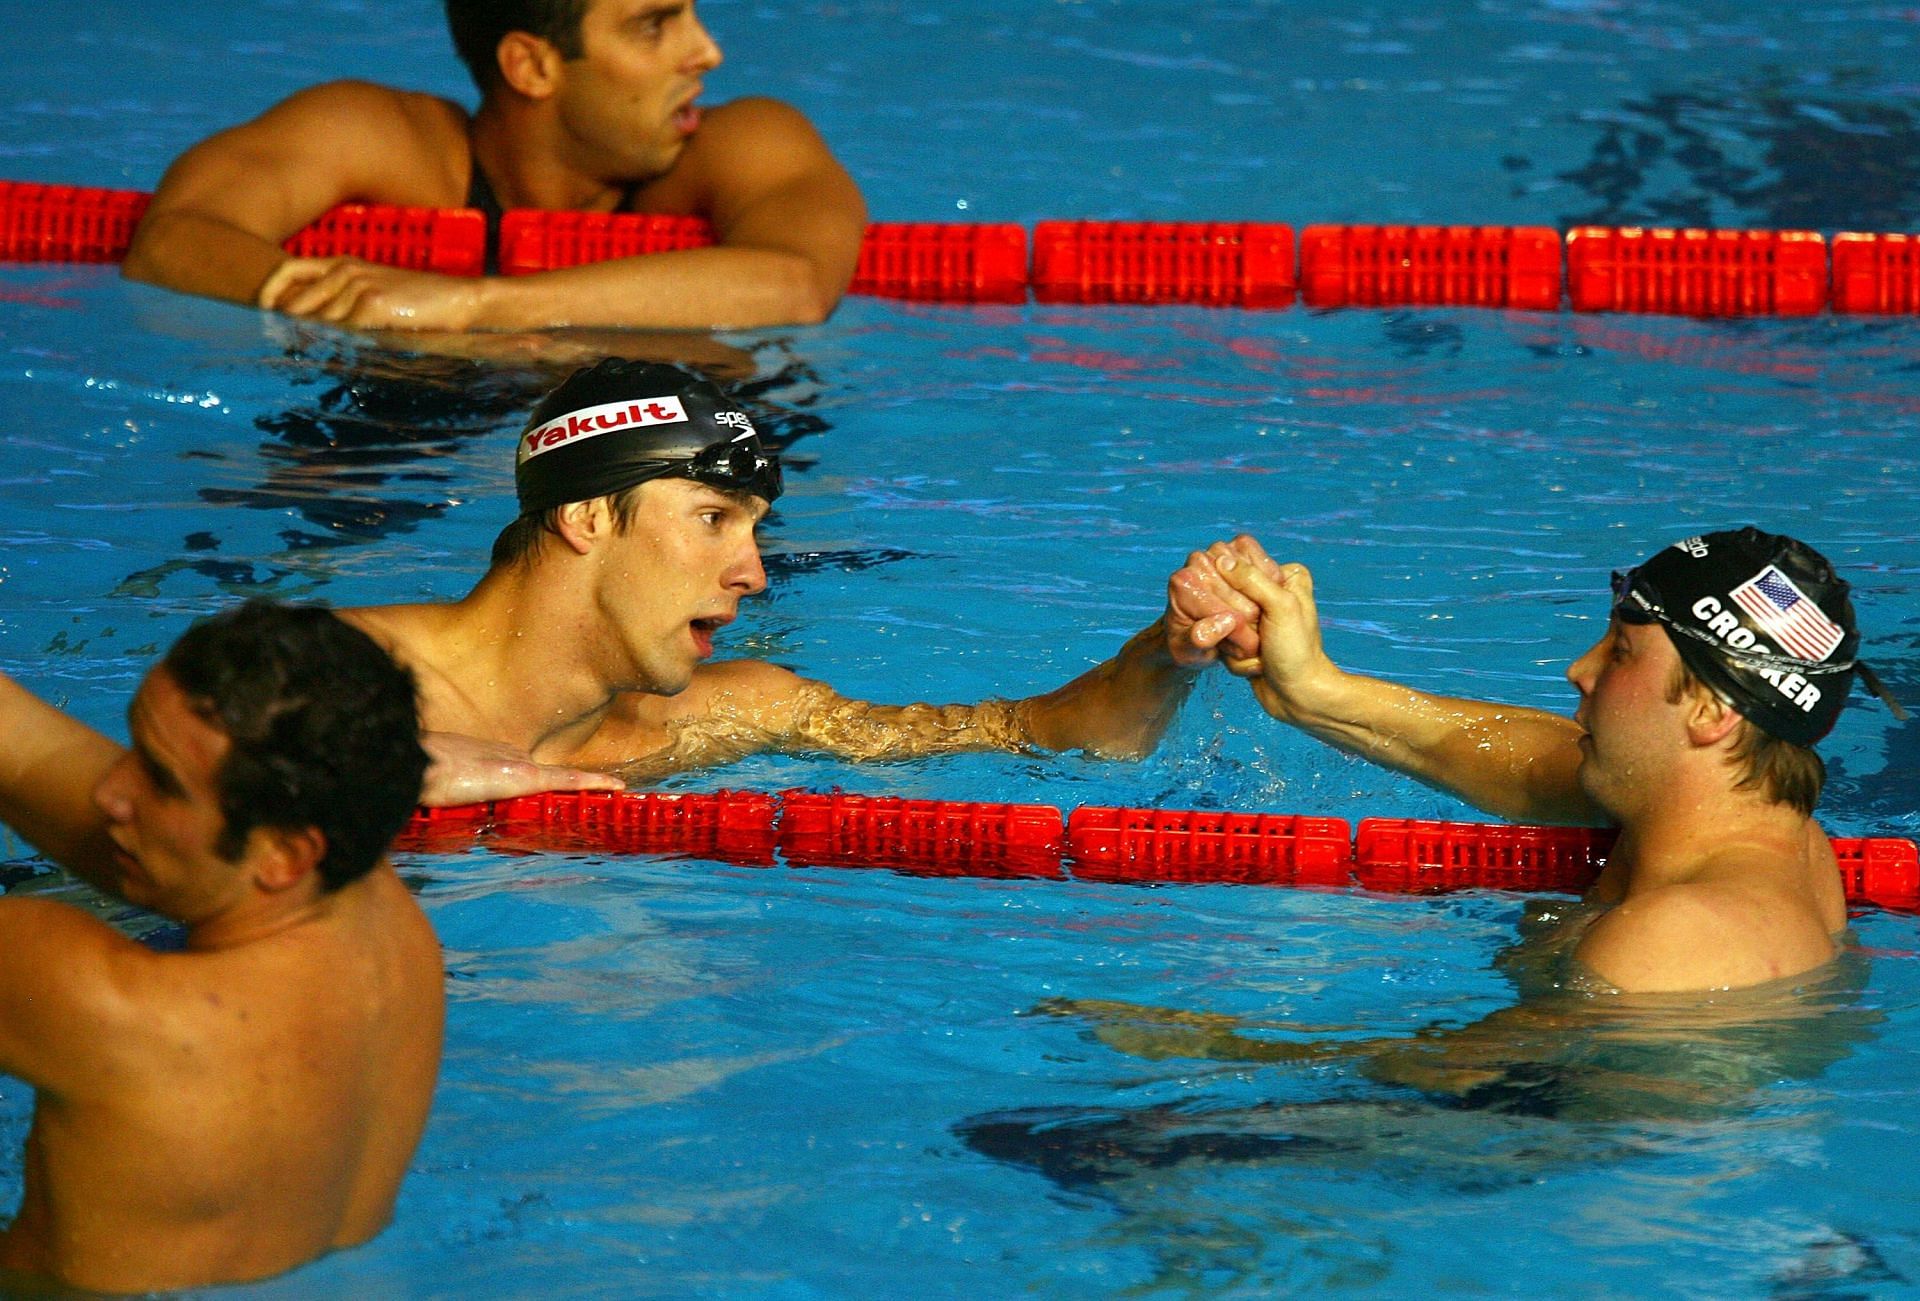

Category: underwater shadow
[1548, 76, 1920, 231]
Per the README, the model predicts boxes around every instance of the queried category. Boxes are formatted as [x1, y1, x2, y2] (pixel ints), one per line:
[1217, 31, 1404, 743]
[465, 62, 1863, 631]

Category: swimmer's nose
[1566, 635, 1604, 695]
[92, 756, 134, 824]
[729, 539, 767, 596]
[687, 11, 722, 73]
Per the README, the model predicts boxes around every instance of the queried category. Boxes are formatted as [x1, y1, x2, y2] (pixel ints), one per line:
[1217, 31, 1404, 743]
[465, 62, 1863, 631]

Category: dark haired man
[343, 359, 1246, 781]
[1177, 529, 1904, 992]
[123, 0, 865, 331]
[0, 602, 443, 1293]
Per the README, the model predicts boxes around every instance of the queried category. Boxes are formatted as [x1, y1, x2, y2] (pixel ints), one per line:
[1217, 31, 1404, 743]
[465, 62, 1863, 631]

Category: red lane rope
[397, 789, 1920, 915]
[7, 179, 1920, 315]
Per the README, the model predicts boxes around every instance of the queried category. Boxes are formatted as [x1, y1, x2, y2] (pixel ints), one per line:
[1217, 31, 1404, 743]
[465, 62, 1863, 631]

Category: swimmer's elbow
[791, 291, 838, 326]
[119, 224, 169, 287]
[737, 251, 846, 326]
[772, 265, 843, 325]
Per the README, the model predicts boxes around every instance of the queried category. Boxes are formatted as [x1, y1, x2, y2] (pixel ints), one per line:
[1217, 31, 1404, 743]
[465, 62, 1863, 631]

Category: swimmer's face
[1566, 616, 1692, 818]
[91, 668, 251, 924]
[594, 477, 768, 694]
[550, 0, 724, 182]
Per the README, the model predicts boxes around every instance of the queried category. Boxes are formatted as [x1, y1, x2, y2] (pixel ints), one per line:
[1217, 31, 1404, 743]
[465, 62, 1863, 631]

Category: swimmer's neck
[347, 567, 660, 758]
[1590, 791, 1814, 902]
[469, 100, 668, 213]
[179, 874, 345, 954]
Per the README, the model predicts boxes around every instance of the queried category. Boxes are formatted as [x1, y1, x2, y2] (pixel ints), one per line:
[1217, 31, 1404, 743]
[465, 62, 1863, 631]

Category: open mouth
[690, 614, 729, 655]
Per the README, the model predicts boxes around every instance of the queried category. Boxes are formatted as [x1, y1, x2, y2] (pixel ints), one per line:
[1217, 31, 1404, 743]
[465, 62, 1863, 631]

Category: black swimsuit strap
[465, 150, 504, 275]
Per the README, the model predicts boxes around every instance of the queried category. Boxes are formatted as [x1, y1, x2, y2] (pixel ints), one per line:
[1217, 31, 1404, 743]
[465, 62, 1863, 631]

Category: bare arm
[0, 897, 144, 1092]
[1202, 537, 1599, 825]
[256, 98, 867, 332]
[775, 619, 1201, 764]
[0, 672, 126, 889]
[590, 598, 1229, 780]
[123, 81, 464, 305]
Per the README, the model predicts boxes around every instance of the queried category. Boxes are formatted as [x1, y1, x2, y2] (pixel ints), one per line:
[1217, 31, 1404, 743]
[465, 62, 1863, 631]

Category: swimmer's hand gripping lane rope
[7, 179, 1920, 315]
[397, 788, 1920, 916]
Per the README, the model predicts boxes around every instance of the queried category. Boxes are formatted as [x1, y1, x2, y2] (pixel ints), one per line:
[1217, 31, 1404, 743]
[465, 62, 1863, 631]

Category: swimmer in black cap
[1172, 529, 1906, 994]
[344, 360, 1240, 794]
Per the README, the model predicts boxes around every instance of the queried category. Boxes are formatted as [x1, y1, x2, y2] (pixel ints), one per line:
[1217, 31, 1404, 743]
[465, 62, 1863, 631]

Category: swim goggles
[606, 434, 784, 505]
[675, 434, 784, 503]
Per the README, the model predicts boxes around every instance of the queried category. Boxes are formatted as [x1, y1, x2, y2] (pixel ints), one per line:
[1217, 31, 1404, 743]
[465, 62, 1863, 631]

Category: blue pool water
[3, 0, 1920, 1295]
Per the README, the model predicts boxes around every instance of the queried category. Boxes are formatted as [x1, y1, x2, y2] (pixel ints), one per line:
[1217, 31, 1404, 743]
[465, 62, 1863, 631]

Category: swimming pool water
[3, 1, 1919, 1295]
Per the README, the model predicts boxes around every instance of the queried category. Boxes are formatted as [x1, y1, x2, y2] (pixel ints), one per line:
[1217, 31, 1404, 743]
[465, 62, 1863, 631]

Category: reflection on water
[1552, 77, 1920, 230]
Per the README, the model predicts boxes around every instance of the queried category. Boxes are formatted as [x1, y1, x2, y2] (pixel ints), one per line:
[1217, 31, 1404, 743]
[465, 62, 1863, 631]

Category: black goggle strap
[1856, 660, 1911, 721]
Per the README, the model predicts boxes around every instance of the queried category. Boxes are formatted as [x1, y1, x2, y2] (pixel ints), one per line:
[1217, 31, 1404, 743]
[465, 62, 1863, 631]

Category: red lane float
[779, 790, 1062, 877]
[7, 180, 1920, 315]
[285, 204, 487, 275]
[1031, 221, 1295, 308]
[500, 211, 1036, 303]
[393, 789, 1920, 915]
[1299, 224, 1561, 310]
[1066, 806, 1348, 885]
[406, 788, 778, 862]
[1567, 227, 1828, 317]
[1354, 818, 1611, 894]
[499, 209, 711, 273]
[852, 222, 1029, 303]
[0, 181, 149, 263]
[1831, 232, 1920, 314]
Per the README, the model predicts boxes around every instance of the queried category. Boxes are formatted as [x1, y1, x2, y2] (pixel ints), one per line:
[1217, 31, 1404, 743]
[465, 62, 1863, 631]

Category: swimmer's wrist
[1252, 656, 1352, 725]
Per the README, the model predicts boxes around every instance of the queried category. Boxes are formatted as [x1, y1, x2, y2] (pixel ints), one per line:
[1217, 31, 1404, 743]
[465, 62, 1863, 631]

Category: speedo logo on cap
[520, 396, 689, 462]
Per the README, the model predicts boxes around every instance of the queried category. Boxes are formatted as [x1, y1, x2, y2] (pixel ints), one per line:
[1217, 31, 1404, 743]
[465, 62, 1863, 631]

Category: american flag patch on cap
[1731, 565, 1846, 662]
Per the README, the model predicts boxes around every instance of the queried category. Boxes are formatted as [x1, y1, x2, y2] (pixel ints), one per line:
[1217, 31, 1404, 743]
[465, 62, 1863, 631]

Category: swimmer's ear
[496, 31, 566, 100]
[1684, 685, 1744, 748]
[552, 498, 612, 555]
[250, 824, 327, 894]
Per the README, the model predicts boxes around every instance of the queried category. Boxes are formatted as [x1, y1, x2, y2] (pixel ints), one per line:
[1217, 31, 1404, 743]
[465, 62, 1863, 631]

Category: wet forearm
[1259, 668, 1596, 823]
[1020, 620, 1199, 759]
[468, 246, 841, 331]
[122, 210, 287, 303]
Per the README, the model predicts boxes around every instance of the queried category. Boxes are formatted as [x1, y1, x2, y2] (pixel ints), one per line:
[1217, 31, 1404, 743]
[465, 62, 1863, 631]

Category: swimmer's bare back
[0, 865, 442, 1292]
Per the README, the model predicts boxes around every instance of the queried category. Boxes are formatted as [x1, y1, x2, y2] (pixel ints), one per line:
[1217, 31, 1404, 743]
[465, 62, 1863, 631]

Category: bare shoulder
[0, 898, 165, 1086]
[674, 658, 817, 721]
[569, 660, 820, 775]
[643, 97, 849, 211]
[255, 80, 465, 143]
[580, 660, 810, 737]
[697, 97, 829, 144]
[335, 602, 446, 659]
[1575, 879, 1838, 993]
[176, 80, 469, 206]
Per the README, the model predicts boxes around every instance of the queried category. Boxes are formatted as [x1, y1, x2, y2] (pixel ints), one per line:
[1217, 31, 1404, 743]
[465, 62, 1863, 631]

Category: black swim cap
[1611, 527, 1867, 746]
[514, 359, 782, 516]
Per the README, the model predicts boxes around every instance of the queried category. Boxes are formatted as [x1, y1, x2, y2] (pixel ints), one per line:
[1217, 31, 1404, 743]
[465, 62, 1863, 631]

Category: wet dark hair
[1662, 656, 1825, 816]
[488, 481, 650, 569]
[162, 601, 428, 891]
[485, 479, 767, 571]
[445, 0, 591, 92]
